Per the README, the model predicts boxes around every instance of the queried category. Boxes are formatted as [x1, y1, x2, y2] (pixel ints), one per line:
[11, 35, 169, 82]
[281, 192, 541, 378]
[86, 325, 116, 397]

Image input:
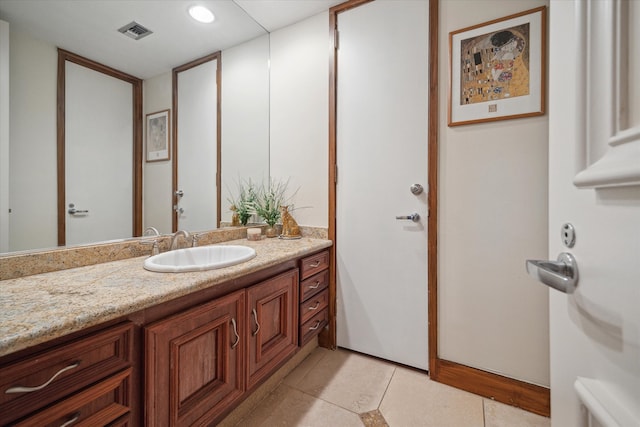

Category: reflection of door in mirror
[57, 50, 142, 246]
[173, 53, 221, 233]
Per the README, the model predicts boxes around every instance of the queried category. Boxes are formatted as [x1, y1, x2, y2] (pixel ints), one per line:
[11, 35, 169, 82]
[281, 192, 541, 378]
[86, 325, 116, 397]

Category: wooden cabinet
[145, 290, 245, 427]
[1, 248, 332, 427]
[299, 251, 330, 346]
[246, 269, 299, 389]
[0, 322, 133, 426]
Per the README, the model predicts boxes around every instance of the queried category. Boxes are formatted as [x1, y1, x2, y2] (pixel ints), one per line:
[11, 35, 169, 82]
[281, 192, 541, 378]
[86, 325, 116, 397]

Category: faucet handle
[141, 239, 160, 256]
[191, 233, 202, 248]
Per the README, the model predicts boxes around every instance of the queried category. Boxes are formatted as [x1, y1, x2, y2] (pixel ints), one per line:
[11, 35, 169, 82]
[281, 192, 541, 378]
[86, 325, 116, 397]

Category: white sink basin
[144, 245, 256, 273]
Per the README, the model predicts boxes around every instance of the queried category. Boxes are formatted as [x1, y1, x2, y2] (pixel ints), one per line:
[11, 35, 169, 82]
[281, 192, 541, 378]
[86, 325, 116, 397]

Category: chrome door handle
[526, 252, 579, 294]
[395, 213, 420, 222]
[67, 203, 88, 215]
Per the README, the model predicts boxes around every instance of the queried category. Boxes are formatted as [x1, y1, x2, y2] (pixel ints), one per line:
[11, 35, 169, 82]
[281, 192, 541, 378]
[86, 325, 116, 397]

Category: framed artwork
[448, 6, 546, 126]
[146, 109, 170, 162]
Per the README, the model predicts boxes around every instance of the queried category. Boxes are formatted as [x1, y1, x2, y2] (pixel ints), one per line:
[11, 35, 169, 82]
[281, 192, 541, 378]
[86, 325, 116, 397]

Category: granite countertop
[0, 237, 332, 358]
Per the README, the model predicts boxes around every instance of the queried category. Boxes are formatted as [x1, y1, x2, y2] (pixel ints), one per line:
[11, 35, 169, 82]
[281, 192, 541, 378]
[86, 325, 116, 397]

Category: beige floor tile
[379, 367, 484, 427]
[294, 348, 396, 413]
[483, 399, 550, 427]
[283, 347, 332, 388]
[235, 384, 362, 427]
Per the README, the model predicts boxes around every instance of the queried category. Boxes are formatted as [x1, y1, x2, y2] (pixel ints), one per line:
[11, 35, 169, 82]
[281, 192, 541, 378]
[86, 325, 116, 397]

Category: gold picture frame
[448, 6, 546, 126]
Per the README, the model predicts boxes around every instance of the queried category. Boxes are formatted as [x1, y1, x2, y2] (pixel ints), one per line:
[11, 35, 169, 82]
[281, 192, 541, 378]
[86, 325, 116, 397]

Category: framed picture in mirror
[146, 109, 171, 162]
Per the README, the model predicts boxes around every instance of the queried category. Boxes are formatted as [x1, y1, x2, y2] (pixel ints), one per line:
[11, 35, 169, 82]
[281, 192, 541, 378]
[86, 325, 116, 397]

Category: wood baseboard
[431, 358, 550, 417]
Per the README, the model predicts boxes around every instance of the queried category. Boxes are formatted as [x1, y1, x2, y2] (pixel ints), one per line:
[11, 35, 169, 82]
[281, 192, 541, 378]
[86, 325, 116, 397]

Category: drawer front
[299, 289, 329, 324]
[14, 368, 131, 427]
[299, 308, 329, 346]
[300, 270, 329, 302]
[0, 322, 133, 425]
[300, 250, 329, 280]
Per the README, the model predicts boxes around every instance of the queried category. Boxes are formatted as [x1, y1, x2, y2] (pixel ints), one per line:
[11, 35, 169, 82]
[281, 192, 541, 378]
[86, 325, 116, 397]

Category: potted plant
[229, 179, 257, 226]
[253, 179, 289, 237]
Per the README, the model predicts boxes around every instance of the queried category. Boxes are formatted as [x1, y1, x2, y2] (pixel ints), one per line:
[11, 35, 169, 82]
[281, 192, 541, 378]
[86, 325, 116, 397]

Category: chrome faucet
[170, 230, 191, 250]
[143, 226, 160, 237]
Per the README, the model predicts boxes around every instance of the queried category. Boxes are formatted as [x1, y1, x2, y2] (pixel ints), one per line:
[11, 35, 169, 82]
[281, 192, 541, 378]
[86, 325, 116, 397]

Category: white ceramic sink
[144, 245, 256, 273]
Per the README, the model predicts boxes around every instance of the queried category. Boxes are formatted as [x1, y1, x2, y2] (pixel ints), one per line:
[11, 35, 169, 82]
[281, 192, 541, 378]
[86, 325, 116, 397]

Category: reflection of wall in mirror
[144, 73, 173, 235]
[221, 34, 270, 224]
[1, 20, 9, 253]
[7, 29, 58, 252]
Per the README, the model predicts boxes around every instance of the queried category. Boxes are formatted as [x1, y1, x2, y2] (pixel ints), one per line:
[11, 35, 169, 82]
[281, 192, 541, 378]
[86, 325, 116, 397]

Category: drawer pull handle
[308, 301, 320, 311]
[309, 281, 321, 290]
[59, 412, 80, 427]
[309, 320, 322, 331]
[5, 361, 80, 394]
[230, 318, 240, 349]
[309, 261, 321, 268]
[252, 309, 261, 336]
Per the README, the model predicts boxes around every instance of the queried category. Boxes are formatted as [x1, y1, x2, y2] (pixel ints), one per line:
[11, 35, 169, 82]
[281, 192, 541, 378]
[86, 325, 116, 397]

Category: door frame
[56, 49, 143, 246]
[171, 52, 222, 232]
[328, 0, 550, 417]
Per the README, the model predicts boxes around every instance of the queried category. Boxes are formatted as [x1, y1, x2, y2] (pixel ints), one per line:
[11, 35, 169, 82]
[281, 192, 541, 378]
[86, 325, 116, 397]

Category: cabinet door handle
[251, 309, 261, 336]
[309, 280, 321, 290]
[309, 261, 321, 268]
[308, 301, 320, 311]
[308, 320, 322, 331]
[5, 361, 80, 394]
[230, 318, 240, 349]
[59, 412, 80, 427]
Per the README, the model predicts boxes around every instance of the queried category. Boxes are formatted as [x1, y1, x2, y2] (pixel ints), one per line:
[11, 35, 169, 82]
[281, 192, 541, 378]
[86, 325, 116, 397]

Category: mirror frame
[171, 52, 222, 232]
[56, 49, 143, 245]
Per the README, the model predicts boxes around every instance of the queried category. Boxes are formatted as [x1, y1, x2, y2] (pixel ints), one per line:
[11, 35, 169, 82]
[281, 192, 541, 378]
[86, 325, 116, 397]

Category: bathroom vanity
[0, 237, 332, 426]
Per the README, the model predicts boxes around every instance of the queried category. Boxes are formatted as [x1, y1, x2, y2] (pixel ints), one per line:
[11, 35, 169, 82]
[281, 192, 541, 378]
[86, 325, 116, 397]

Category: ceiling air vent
[118, 21, 153, 40]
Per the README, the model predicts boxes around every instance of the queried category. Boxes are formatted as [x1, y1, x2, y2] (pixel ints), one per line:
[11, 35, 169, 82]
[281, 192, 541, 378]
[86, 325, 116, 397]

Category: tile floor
[233, 347, 551, 427]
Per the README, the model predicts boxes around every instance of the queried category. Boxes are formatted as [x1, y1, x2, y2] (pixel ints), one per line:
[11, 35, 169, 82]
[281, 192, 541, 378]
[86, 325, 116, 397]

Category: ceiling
[0, 0, 344, 79]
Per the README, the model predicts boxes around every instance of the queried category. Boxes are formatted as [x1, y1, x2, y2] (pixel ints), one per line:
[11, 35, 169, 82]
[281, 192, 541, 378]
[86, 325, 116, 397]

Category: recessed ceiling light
[189, 5, 215, 24]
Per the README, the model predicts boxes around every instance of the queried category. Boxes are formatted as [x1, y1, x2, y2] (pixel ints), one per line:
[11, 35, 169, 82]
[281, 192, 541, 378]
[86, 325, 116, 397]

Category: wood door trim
[328, 0, 550, 417]
[171, 51, 222, 232]
[56, 49, 143, 246]
[434, 359, 551, 417]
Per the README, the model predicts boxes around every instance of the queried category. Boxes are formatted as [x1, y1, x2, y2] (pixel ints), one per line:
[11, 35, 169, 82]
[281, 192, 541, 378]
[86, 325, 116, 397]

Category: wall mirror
[0, 0, 271, 253]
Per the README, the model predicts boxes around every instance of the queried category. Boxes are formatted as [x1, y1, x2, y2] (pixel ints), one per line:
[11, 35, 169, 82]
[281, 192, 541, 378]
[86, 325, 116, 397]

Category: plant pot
[265, 226, 278, 238]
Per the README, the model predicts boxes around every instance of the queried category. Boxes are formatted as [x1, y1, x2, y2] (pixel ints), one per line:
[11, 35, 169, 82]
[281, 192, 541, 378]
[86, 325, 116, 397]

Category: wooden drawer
[0, 322, 133, 425]
[299, 270, 329, 302]
[14, 368, 131, 427]
[300, 250, 329, 280]
[299, 308, 329, 346]
[299, 288, 329, 324]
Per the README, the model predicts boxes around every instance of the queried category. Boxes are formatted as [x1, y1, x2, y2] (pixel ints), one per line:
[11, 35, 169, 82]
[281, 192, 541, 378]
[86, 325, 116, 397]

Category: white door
[547, 1, 640, 426]
[176, 58, 218, 232]
[65, 62, 133, 245]
[336, 0, 429, 370]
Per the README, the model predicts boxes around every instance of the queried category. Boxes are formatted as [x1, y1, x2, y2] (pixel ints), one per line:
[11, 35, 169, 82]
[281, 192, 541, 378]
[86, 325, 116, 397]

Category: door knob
[410, 184, 424, 195]
[526, 252, 579, 294]
[67, 203, 89, 215]
[395, 213, 420, 222]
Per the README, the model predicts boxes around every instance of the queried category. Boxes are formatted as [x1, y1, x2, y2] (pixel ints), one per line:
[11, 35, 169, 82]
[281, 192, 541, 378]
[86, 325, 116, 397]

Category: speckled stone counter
[0, 237, 332, 358]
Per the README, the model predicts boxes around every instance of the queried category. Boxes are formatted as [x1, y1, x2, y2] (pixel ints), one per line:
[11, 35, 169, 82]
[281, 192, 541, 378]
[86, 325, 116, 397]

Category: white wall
[221, 34, 270, 223]
[438, 0, 550, 386]
[0, 20, 10, 252]
[269, 12, 329, 227]
[143, 72, 172, 234]
[8, 29, 57, 251]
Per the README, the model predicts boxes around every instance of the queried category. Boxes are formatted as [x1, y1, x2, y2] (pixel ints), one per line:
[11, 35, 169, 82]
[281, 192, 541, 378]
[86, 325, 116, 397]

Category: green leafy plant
[228, 179, 257, 226]
[252, 178, 289, 227]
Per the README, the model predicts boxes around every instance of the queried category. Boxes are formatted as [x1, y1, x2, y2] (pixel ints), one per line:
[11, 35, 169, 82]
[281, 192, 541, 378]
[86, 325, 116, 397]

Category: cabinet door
[247, 269, 299, 389]
[145, 290, 245, 427]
